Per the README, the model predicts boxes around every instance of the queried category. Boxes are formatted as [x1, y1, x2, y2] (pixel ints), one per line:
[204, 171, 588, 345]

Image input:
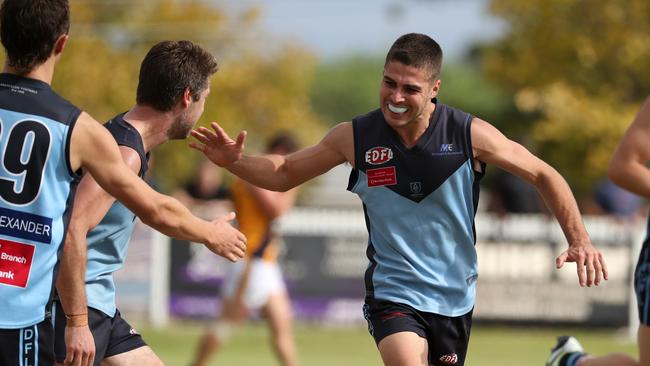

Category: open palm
[190, 122, 247, 167]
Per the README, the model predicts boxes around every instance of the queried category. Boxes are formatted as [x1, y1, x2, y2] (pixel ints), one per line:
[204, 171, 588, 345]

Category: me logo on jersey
[432, 143, 463, 156]
[365, 146, 393, 165]
[440, 144, 454, 152]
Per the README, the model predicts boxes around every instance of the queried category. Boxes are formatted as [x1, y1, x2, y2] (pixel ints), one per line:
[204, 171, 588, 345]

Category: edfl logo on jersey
[365, 146, 393, 165]
[439, 353, 458, 365]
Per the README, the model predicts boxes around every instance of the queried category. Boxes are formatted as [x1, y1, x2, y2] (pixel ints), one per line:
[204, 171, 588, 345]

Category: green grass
[138, 322, 638, 366]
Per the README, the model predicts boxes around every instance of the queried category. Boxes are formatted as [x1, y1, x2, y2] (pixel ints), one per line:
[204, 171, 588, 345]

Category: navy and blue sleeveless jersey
[85, 113, 149, 317]
[347, 101, 484, 316]
[0, 73, 81, 328]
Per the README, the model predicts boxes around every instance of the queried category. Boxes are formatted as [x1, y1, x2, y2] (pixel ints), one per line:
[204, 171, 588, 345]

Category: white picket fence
[115, 208, 645, 334]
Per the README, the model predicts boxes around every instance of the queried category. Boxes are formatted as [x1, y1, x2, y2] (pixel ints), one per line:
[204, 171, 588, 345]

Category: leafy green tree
[47, 0, 325, 191]
[310, 56, 384, 125]
[481, 0, 650, 196]
[309, 56, 515, 130]
[439, 62, 516, 133]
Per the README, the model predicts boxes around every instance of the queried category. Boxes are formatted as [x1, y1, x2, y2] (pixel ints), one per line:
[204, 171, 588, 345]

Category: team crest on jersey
[409, 182, 422, 194]
[365, 146, 393, 165]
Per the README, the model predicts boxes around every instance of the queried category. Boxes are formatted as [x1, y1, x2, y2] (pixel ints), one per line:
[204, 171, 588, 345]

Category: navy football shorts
[0, 319, 55, 366]
[53, 301, 147, 365]
[635, 233, 650, 326]
[363, 298, 472, 366]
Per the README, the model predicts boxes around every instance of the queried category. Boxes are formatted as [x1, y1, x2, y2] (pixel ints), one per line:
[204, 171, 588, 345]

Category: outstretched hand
[556, 241, 608, 287]
[206, 212, 247, 262]
[190, 122, 247, 168]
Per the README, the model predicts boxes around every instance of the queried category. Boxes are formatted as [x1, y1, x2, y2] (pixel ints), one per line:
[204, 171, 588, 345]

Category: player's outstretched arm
[69, 112, 247, 260]
[190, 122, 353, 191]
[471, 118, 608, 287]
[608, 97, 650, 199]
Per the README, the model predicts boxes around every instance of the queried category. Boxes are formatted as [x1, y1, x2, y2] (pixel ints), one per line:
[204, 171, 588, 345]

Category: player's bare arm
[608, 97, 650, 199]
[55, 147, 140, 366]
[190, 121, 354, 191]
[70, 112, 247, 261]
[471, 117, 608, 287]
[56, 231, 96, 366]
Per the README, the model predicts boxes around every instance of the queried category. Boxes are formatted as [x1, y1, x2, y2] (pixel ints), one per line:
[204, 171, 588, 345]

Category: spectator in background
[175, 158, 232, 217]
[488, 170, 545, 215]
[192, 132, 300, 366]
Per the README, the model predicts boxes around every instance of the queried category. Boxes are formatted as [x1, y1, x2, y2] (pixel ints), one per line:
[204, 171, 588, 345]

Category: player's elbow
[261, 176, 293, 192]
[272, 164, 300, 192]
[607, 162, 625, 186]
[64, 218, 93, 248]
[273, 183, 293, 193]
[265, 207, 284, 220]
[527, 165, 564, 192]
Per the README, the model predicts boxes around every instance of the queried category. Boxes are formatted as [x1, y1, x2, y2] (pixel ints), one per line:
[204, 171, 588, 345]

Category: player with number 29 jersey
[0, 73, 81, 328]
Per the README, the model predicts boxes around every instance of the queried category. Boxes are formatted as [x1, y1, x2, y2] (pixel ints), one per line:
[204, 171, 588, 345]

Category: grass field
[139, 321, 638, 365]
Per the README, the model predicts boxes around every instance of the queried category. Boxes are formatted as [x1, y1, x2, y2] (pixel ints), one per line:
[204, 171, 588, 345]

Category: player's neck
[2, 59, 55, 85]
[123, 105, 175, 152]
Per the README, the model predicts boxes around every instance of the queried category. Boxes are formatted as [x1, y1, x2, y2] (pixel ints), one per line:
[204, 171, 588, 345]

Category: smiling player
[191, 33, 607, 366]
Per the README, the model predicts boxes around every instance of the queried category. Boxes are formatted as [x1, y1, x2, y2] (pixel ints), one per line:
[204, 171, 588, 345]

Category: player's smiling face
[380, 61, 439, 130]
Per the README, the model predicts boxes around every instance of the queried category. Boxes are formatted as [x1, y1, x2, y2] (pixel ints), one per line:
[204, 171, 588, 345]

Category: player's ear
[430, 78, 441, 99]
[53, 34, 68, 56]
[181, 87, 192, 108]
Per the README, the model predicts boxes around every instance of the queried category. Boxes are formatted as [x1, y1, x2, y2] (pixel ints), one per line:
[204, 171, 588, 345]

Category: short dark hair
[0, 0, 71, 74]
[385, 33, 443, 80]
[267, 132, 299, 154]
[136, 40, 219, 111]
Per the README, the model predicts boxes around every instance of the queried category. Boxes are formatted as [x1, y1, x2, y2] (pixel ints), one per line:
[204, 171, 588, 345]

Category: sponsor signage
[0, 238, 34, 288]
[0, 207, 52, 244]
[367, 166, 397, 187]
